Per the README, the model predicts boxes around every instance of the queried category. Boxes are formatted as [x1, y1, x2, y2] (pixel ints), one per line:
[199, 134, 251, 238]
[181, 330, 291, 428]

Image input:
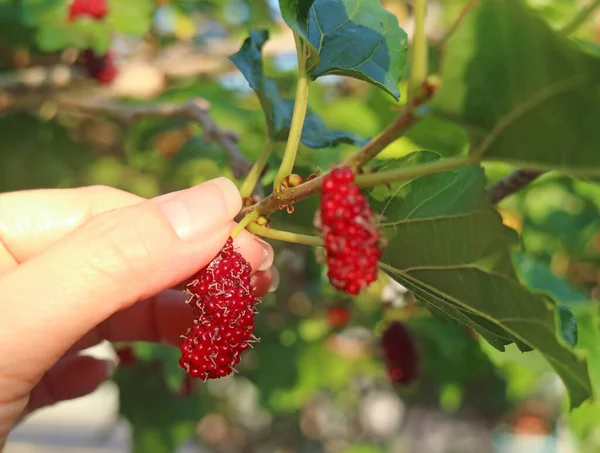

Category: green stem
[273, 34, 310, 190]
[231, 210, 260, 238]
[247, 223, 323, 247]
[239, 139, 274, 198]
[354, 155, 477, 188]
[407, 0, 428, 102]
[562, 0, 600, 35]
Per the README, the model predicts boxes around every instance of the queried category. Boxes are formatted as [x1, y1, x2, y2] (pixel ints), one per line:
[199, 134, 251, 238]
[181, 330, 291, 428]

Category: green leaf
[36, 20, 112, 53]
[408, 316, 498, 386]
[114, 361, 203, 453]
[229, 30, 368, 148]
[434, 0, 600, 175]
[20, 0, 112, 52]
[514, 252, 600, 400]
[279, 0, 408, 99]
[277, 0, 320, 70]
[276, 99, 370, 148]
[373, 151, 592, 409]
[108, 0, 154, 35]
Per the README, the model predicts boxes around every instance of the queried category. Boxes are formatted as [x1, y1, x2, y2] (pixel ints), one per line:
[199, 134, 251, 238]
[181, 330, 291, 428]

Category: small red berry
[115, 346, 137, 367]
[179, 237, 259, 381]
[80, 49, 117, 85]
[68, 0, 108, 21]
[327, 305, 351, 329]
[380, 321, 419, 384]
[319, 166, 381, 295]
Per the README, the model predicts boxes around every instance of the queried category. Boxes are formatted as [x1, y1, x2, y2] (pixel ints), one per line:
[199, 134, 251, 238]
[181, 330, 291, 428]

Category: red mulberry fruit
[68, 0, 107, 21]
[327, 305, 351, 330]
[320, 166, 381, 295]
[179, 237, 259, 380]
[80, 49, 117, 85]
[380, 321, 419, 384]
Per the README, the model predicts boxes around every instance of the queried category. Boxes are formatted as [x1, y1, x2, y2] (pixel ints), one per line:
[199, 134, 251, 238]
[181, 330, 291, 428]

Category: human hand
[0, 178, 274, 446]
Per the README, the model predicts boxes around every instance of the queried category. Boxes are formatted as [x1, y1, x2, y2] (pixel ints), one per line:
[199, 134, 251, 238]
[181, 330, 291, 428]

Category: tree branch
[0, 64, 86, 92]
[245, 85, 436, 216]
[344, 84, 435, 169]
[56, 96, 253, 180]
[489, 169, 543, 204]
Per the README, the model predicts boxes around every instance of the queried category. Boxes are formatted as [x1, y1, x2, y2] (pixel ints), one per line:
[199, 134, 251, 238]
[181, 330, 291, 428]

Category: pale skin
[0, 177, 275, 448]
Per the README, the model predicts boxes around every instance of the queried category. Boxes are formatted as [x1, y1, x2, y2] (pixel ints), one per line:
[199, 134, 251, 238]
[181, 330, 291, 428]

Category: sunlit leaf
[434, 0, 600, 175]
[279, 0, 408, 99]
[372, 151, 592, 408]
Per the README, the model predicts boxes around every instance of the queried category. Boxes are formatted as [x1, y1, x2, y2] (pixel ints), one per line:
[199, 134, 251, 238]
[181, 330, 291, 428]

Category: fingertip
[157, 179, 241, 241]
[209, 177, 242, 219]
[251, 268, 278, 297]
[231, 228, 273, 274]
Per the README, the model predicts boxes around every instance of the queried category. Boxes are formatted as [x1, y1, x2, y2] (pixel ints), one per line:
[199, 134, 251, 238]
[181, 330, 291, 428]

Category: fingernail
[268, 267, 280, 293]
[102, 359, 117, 378]
[159, 177, 241, 240]
[257, 238, 274, 271]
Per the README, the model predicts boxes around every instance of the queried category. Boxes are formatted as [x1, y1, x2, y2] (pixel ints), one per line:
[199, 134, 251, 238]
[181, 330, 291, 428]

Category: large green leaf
[434, 0, 600, 175]
[278, 0, 408, 99]
[514, 252, 600, 400]
[229, 30, 368, 148]
[371, 151, 592, 408]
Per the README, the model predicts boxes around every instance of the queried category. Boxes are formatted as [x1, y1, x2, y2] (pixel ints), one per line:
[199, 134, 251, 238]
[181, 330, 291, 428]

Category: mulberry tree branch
[244, 85, 436, 217]
[56, 96, 253, 180]
[489, 169, 543, 204]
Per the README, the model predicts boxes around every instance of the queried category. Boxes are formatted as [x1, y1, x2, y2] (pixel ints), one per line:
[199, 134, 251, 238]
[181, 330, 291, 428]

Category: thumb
[0, 177, 243, 379]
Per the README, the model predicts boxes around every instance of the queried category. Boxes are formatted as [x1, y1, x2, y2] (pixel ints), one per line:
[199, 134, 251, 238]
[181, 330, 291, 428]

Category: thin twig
[57, 96, 253, 180]
[344, 84, 435, 169]
[489, 169, 543, 204]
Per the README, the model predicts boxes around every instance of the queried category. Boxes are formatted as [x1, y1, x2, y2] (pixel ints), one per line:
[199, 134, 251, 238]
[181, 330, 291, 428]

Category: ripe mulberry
[80, 49, 117, 85]
[68, 0, 107, 21]
[179, 237, 259, 380]
[327, 305, 351, 330]
[79, 49, 117, 85]
[320, 167, 381, 295]
[380, 321, 419, 384]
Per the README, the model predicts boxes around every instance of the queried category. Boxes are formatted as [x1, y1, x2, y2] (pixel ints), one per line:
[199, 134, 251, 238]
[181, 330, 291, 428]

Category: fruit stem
[273, 33, 310, 190]
[354, 155, 478, 188]
[407, 0, 428, 102]
[231, 210, 260, 238]
[239, 138, 274, 198]
[247, 223, 324, 247]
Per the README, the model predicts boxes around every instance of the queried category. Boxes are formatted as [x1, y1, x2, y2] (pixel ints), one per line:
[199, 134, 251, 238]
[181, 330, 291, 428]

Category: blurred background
[2, 0, 600, 452]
